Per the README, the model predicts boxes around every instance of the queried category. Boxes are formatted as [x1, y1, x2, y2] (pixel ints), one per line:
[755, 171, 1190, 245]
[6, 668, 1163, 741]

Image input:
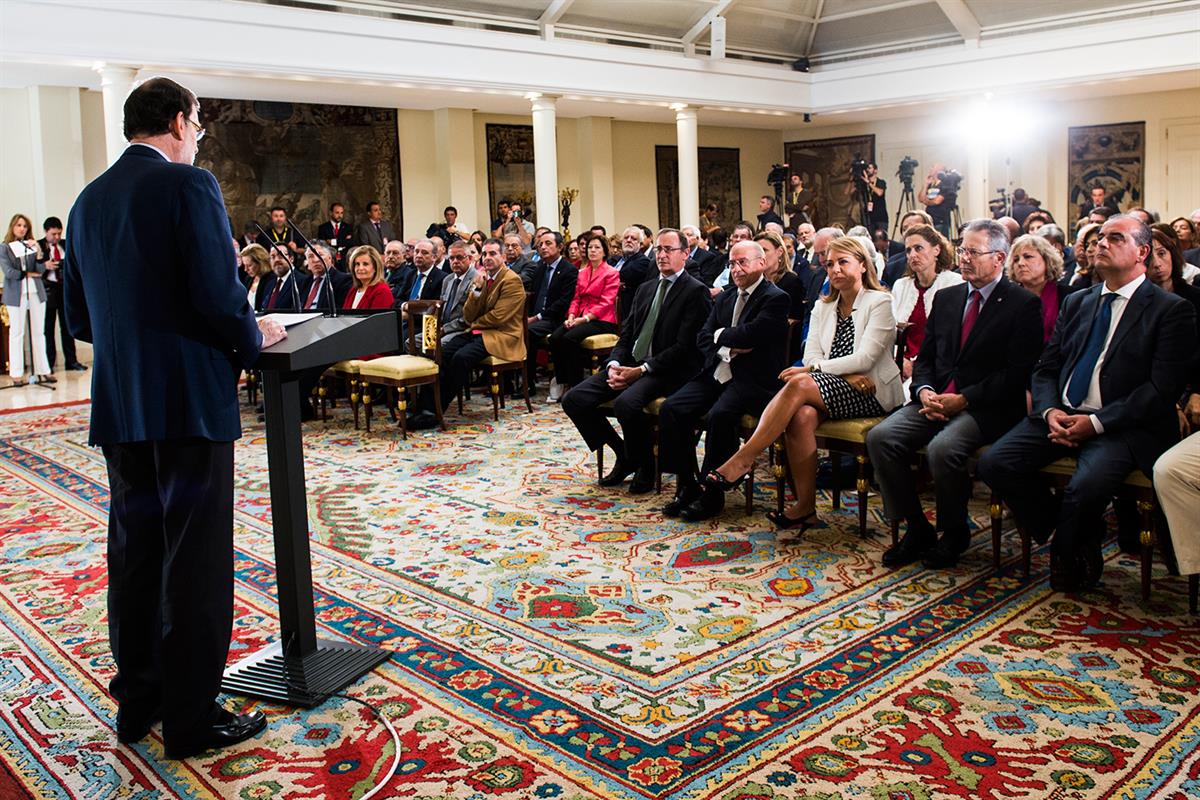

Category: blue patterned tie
[1066, 292, 1117, 408]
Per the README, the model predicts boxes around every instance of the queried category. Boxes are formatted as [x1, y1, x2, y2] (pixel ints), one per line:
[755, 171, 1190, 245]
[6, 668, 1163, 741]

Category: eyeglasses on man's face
[956, 247, 998, 259]
[187, 117, 206, 141]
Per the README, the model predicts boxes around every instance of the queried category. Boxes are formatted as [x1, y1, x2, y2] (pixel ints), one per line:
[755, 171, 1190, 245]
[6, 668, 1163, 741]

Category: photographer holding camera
[862, 162, 888, 233]
[918, 162, 959, 238]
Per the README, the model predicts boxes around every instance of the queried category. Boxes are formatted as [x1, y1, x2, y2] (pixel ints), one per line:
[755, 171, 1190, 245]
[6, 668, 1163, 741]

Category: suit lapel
[958, 279, 1008, 359]
[943, 283, 967, 359]
[1103, 279, 1153, 358]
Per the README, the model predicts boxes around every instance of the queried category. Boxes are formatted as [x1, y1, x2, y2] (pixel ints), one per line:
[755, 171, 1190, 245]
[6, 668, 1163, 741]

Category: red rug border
[0, 399, 90, 416]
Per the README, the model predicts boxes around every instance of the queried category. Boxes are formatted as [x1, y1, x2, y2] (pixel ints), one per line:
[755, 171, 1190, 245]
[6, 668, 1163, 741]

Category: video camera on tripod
[767, 162, 790, 208]
[897, 156, 919, 188]
[937, 168, 963, 196]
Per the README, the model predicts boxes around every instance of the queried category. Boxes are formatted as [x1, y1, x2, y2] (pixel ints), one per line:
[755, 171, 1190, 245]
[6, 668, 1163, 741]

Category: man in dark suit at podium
[63, 77, 285, 760]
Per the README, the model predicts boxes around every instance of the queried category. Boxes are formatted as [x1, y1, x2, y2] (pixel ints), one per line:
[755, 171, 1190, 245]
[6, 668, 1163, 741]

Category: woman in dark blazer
[754, 230, 806, 360]
[1007, 234, 1080, 344]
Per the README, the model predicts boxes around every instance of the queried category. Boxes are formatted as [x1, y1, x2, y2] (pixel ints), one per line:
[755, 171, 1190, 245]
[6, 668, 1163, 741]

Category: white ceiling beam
[935, 0, 982, 46]
[734, 3, 815, 24]
[804, 0, 826, 57]
[538, 0, 575, 40]
[682, 0, 737, 56]
[819, 0, 929, 24]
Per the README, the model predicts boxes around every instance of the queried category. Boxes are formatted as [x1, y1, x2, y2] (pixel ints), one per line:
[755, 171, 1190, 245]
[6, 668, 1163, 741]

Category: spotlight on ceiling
[792, 57, 810, 72]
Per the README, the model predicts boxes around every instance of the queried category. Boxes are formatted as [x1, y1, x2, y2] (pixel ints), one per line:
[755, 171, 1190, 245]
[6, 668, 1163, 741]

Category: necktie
[443, 277, 462, 321]
[820, 275, 830, 296]
[52, 244, 61, 260]
[534, 264, 555, 314]
[267, 279, 282, 309]
[714, 290, 749, 384]
[305, 276, 322, 308]
[632, 279, 669, 362]
[374, 222, 381, 240]
[410, 272, 424, 301]
[332, 222, 338, 238]
[1066, 292, 1118, 408]
[945, 290, 981, 394]
[615, 257, 625, 272]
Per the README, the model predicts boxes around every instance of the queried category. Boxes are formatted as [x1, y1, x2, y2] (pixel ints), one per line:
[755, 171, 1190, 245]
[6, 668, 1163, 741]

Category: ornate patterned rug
[0, 398, 1197, 799]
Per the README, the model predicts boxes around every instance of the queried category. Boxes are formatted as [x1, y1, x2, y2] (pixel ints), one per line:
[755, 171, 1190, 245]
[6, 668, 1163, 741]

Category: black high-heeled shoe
[767, 509, 821, 532]
[702, 469, 750, 493]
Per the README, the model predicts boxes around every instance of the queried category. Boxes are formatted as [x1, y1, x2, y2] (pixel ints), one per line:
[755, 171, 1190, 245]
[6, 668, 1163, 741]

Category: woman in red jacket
[344, 245, 394, 310]
[547, 234, 619, 401]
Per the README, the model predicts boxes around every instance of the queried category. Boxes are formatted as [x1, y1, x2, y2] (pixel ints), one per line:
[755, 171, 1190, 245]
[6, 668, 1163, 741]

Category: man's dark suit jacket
[1183, 247, 1200, 268]
[610, 270, 712, 382]
[881, 251, 907, 287]
[685, 247, 722, 287]
[528, 257, 579, 325]
[391, 267, 446, 307]
[63, 145, 261, 445]
[696, 280, 789, 388]
[316, 220, 354, 265]
[355, 219, 397, 252]
[911, 278, 1043, 442]
[260, 269, 312, 312]
[508, 256, 538, 289]
[304, 269, 352, 311]
[1031, 279, 1195, 474]
[609, 252, 652, 320]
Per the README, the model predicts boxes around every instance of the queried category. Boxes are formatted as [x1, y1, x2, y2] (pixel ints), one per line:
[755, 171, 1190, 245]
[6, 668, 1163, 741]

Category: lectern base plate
[221, 639, 391, 708]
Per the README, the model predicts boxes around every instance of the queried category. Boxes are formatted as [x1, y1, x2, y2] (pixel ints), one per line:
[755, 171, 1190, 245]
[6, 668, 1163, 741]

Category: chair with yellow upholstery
[578, 296, 622, 375]
[358, 301, 445, 439]
[321, 360, 368, 428]
[594, 396, 666, 494]
[461, 311, 533, 421]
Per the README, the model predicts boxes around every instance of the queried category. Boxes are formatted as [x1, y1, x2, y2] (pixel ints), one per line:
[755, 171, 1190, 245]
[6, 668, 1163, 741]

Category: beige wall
[782, 87, 1200, 231]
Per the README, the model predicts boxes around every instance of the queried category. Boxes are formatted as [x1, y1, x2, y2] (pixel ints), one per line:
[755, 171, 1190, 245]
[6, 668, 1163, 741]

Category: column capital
[526, 93, 559, 112]
[671, 104, 697, 121]
[94, 63, 140, 87]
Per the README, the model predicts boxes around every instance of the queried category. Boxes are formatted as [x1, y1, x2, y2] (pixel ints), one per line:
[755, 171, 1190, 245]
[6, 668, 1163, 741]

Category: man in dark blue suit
[260, 245, 311, 311]
[526, 231, 578, 394]
[658, 239, 790, 520]
[979, 215, 1196, 592]
[301, 243, 351, 311]
[63, 78, 284, 759]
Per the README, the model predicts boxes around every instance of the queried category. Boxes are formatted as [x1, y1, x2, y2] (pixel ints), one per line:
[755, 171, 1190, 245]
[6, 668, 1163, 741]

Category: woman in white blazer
[2, 213, 52, 386]
[890, 224, 962, 389]
[706, 236, 903, 530]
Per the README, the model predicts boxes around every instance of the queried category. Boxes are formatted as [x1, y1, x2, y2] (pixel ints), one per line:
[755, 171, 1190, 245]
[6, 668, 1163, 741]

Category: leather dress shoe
[65, 362, 87, 371]
[679, 487, 725, 521]
[663, 484, 701, 517]
[116, 705, 162, 744]
[628, 466, 657, 495]
[921, 530, 971, 569]
[882, 525, 936, 567]
[165, 708, 267, 760]
[599, 460, 634, 487]
[407, 411, 439, 430]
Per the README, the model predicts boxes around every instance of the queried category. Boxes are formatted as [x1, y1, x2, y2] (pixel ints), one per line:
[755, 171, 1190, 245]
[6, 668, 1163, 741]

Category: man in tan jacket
[437, 237, 527, 411]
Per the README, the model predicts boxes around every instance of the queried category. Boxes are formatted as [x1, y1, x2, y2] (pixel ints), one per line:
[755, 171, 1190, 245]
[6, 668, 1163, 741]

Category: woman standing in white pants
[2, 214, 53, 386]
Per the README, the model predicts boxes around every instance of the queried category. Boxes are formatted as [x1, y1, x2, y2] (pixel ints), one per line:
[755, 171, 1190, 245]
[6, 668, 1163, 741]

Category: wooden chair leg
[433, 380, 447, 431]
[490, 370, 501, 421]
[653, 420, 662, 494]
[362, 380, 373, 432]
[855, 454, 868, 538]
[521, 365, 532, 413]
[1139, 499, 1155, 602]
[349, 378, 360, 430]
[318, 378, 328, 422]
[990, 493, 1002, 569]
[773, 439, 786, 517]
[396, 386, 408, 440]
[386, 385, 398, 421]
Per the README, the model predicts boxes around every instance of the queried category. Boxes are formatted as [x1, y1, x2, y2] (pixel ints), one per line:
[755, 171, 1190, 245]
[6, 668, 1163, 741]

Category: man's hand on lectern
[258, 318, 287, 348]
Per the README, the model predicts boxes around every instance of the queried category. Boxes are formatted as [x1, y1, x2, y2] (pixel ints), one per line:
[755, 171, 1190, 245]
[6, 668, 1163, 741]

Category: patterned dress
[810, 312, 886, 419]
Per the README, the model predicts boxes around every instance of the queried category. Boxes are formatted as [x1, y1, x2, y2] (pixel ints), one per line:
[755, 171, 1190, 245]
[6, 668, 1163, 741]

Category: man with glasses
[562, 229, 711, 494]
[63, 77, 282, 759]
[611, 226, 652, 313]
[866, 219, 1043, 570]
[657, 240, 789, 519]
[979, 215, 1196, 592]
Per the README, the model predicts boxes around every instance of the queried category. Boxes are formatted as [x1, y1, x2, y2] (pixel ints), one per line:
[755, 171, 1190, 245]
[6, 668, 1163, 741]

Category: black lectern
[221, 312, 398, 707]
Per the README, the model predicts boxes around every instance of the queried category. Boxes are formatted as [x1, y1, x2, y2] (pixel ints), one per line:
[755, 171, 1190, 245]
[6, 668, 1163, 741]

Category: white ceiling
[245, 0, 1198, 65]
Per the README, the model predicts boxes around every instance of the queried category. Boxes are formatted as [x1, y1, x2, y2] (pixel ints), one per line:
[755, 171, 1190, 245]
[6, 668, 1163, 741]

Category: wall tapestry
[486, 124, 537, 220]
[784, 134, 876, 230]
[655, 146, 743, 231]
[1068, 121, 1144, 220]
[197, 98, 402, 240]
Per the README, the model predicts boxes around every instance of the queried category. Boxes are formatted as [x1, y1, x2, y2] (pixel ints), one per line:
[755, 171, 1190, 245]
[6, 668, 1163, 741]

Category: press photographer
[917, 162, 961, 237]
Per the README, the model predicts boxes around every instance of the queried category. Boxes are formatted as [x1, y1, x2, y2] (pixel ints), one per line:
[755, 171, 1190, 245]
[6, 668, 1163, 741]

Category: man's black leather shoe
[66, 362, 87, 371]
[628, 467, 657, 495]
[679, 487, 724, 521]
[407, 411, 439, 430]
[882, 525, 936, 567]
[663, 484, 701, 517]
[599, 460, 634, 487]
[165, 709, 267, 760]
[921, 530, 971, 569]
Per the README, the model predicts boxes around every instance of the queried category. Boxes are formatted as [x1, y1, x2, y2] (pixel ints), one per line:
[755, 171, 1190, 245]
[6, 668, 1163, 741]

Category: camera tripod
[890, 181, 917, 238]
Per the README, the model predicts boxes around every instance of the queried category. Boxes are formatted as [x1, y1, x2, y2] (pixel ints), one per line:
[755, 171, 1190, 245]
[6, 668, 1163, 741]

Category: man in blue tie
[979, 215, 1196, 592]
[525, 231, 578, 395]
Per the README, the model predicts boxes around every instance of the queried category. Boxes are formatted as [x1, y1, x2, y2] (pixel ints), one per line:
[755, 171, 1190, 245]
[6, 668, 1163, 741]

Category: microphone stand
[286, 217, 338, 318]
[1, 241, 54, 391]
[255, 222, 300, 311]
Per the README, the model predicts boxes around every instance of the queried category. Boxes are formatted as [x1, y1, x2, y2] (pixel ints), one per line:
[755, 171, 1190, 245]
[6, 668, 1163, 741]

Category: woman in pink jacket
[547, 234, 619, 401]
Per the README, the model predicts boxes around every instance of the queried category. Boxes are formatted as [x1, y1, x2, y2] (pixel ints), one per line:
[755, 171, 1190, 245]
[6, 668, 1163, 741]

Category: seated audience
[712, 223, 755, 294]
[547, 235, 619, 402]
[1071, 223, 1102, 287]
[1155, 430, 1200, 578]
[526, 231, 579, 394]
[566, 238, 583, 267]
[979, 215, 1196, 592]
[754, 230, 806, 358]
[799, 227, 845, 336]
[795, 222, 817, 270]
[302, 242, 352, 311]
[393, 238, 446, 306]
[1023, 210, 1053, 234]
[561, 229, 710, 494]
[239, 243, 271, 311]
[891, 224, 963, 383]
[610, 226, 652, 313]
[1147, 228, 1200, 336]
[867, 219, 1043, 569]
[1128, 207, 1155, 226]
[1088, 206, 1116, 226]
[881, 210, 934, 287]
[1034, 224, 1075, 278]
[504, 233, 537, 289]
[658, 240, 790, 521]
[1171, 216, 1200, 267]
[438, 241, 478, 348]
[995, 216, 1021, 243]
[261, 245, 310, 311]
[344, 245, 393, 310]
[757, 195, 785, 231]
[437, 238, 527, 411]
[1008, 233, 1078, 343]
[710, 236, 904, 529]
[383, 240, 410, 287]
[683, 224, 722, 286]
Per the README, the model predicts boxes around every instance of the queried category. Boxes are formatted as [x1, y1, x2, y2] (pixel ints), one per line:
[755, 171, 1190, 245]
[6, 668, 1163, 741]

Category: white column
[673, 104, 699, 230]
[528, 93, 559, 230]
[97, 64, 139, 166]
